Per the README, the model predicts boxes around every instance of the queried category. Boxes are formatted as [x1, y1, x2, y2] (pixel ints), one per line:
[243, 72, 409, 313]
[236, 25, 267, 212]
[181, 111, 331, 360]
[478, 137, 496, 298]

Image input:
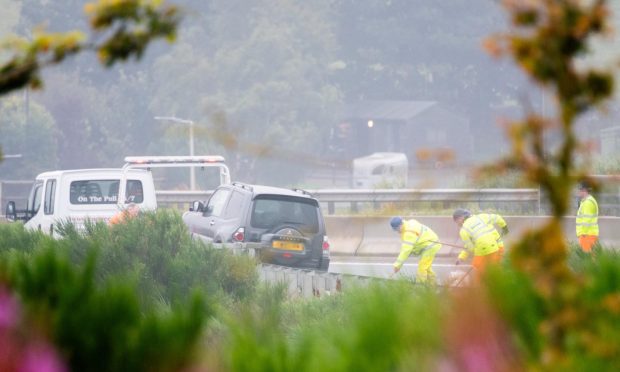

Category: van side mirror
[5, 201, 17, 221]
[190, 201, 204, 212]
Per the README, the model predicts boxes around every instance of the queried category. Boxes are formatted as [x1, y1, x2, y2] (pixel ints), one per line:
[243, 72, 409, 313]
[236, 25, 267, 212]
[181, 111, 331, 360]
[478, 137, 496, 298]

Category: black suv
[182, 182, 330, 271]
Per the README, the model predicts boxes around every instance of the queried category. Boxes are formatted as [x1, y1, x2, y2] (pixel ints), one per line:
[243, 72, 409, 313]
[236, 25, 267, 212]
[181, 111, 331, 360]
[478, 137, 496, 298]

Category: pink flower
[21, 342, 67, 372]
[0, 285, 66, 372]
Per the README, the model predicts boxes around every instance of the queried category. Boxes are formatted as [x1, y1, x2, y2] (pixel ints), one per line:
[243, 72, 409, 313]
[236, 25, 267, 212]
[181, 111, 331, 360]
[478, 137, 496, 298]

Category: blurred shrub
[208, 281, 445, 371]
[53, 209, 258, 308]
[3, 247, 206, 372]
[0, 222, 47, 256]
[484, 247, 620, 369]
[0, 210, 259, 370]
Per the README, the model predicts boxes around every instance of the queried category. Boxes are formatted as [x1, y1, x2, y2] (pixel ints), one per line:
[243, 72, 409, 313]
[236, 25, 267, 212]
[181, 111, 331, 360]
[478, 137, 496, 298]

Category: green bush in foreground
[0, 210, 259, 370]
[206, 282, 444, 371]
[3, 248, 206, 372]
[55, 209, 258, 308]
[198, 246, 620, 371]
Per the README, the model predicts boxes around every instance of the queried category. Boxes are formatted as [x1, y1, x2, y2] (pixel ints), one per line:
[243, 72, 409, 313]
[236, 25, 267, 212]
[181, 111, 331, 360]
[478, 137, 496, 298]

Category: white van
[4, 168, 157, 235]
[352, 152, 408, 189]
[4, 155, 232, 235]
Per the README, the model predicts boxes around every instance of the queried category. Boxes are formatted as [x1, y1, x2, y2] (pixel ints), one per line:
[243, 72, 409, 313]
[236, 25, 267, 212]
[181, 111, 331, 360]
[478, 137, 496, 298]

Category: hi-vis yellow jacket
[393, 219, 440, 269]
[458, 214, 500, 260]
[576, 195, 599, 237]
[476, 213, 507, 247]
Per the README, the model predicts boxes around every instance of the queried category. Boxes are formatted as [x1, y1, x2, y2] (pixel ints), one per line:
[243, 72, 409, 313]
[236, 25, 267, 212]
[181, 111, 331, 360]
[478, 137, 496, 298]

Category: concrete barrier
[324, 217, 365, 256]
[326, 216, 620, 257]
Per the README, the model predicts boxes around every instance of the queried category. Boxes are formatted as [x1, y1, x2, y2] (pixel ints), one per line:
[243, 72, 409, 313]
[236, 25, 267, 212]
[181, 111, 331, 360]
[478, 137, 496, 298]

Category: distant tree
[0, 94, 58, 178]
[32, 71, 140, 169]
[332, 0, 523, 103]
[0, 0, 180, 162]
[148, 0, 342, 184]
[332, 0, 529, 163]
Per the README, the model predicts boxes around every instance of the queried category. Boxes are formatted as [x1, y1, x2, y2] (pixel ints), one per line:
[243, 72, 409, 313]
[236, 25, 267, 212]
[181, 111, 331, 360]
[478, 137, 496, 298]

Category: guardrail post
[328, 201, 335, 215]
[537, 186, 542, 215]
[302, 273, 314, 298]
[312, 275, 326, 297]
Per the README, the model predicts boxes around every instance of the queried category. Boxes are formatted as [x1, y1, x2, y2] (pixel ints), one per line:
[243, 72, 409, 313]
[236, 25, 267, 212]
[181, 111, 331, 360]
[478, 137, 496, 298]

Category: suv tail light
[233, 227, 245, 242]
[322, 236, 330, 251]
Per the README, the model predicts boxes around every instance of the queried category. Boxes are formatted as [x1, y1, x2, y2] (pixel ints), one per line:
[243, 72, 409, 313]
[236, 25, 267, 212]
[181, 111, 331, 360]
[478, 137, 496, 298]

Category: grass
[2, 211, 620, 370]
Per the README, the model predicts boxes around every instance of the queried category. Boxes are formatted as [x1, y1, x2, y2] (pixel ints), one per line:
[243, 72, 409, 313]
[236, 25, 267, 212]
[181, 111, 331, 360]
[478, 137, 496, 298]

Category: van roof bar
[124, 156, 225, 164]
[122, 155, 231, 185]
[292, 188, 312, 196]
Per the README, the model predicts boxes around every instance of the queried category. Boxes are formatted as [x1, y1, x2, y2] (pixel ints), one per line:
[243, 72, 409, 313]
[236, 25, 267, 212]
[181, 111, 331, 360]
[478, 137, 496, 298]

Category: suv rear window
[250, 196, 319, 233]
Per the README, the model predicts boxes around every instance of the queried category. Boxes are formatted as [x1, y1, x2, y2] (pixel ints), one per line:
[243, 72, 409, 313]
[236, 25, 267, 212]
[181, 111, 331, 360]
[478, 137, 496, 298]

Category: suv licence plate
[272, 240, 303, 251]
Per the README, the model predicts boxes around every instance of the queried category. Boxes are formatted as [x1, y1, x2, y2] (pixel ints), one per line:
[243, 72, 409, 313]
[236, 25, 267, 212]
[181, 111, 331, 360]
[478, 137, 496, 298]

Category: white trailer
[352, 152, 408, 189]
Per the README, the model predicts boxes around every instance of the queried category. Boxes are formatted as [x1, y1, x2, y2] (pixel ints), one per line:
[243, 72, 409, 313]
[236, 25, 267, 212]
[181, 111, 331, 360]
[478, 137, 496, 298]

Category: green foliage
[0, 209, 258, 309]
[211, 281, 444, 371]
[200, 248, 620, 371]
[481, 1, 617, 366]
[149, 0, 342, 184]
[0, 221, 47, 255]
[0, 209, 262, 370]
[485, 247, 620, 369]
[85, 0, 180, 66]
[484, 266, 548, 362]
[6, 247, 206, 372]
[53, 209, 258, 308]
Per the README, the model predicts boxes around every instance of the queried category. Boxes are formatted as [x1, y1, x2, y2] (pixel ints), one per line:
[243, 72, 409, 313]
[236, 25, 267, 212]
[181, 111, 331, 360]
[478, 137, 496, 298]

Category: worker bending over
[576, 181, 599, 253]
[473, 212, 509, 256]
[390, 216, 442, 285]
[452, 209, 504, 279]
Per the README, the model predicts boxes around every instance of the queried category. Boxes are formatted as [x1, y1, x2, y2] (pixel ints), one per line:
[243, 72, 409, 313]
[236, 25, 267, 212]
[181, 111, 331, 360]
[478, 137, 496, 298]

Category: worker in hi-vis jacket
[452, 209, 505, 280]
[390, 216, 441, 285]
[576, 181, 599, 253]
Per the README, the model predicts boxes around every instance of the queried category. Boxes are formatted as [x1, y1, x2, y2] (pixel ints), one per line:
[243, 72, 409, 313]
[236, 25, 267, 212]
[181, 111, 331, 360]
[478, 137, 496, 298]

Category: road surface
[329, 255, 473, 285]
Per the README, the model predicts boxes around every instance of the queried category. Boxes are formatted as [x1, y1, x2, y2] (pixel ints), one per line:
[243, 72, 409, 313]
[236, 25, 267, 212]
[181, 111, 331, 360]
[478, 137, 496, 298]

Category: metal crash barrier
[209, 241, 380, 297]
[155, 188, 543, 215]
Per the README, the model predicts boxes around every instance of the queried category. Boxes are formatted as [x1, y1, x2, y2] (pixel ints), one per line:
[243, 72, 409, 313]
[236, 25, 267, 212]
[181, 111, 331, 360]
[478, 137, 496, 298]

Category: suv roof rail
[292, 188, 312, 196]
[232, 182, 253, 192]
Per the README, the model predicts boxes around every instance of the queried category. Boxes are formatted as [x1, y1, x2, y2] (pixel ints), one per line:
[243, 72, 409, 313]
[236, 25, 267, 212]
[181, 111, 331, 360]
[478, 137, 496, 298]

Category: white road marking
[331, 262, 470, 268]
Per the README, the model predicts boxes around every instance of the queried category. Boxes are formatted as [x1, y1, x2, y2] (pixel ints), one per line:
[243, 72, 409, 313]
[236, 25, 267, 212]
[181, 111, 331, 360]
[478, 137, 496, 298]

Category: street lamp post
[154, 116, 196, 190]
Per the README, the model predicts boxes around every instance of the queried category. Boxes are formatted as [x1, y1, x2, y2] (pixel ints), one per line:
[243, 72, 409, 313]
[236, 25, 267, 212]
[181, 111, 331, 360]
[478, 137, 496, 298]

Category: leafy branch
[484, 0, 615, 365]
[0, 0, 180, 96]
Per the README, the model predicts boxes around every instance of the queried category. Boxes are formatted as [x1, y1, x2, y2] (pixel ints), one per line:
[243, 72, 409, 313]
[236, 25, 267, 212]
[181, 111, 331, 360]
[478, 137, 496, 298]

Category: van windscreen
[70, 180, 143, 205]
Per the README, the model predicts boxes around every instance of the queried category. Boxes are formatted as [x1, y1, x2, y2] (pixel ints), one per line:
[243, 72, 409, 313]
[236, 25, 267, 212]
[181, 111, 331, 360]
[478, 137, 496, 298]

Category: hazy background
[1, 0, 619, 189]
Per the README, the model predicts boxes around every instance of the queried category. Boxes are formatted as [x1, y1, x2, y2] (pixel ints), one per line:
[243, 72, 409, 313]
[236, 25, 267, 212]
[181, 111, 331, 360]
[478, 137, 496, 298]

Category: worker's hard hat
[390, 216, 403, 231]
[452, 208, 471, 221]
